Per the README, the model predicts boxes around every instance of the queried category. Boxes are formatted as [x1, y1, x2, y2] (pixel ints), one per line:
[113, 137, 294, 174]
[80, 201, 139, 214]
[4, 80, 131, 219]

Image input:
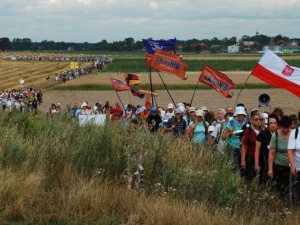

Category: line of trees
[0, 34, 296, 53]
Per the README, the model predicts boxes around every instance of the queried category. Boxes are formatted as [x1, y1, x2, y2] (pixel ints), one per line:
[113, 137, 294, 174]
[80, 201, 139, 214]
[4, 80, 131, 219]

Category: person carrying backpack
[241, 111, 265, 182]
[268, 116, 292, 199]
[186, 109, 209, 153]
[288, 110, 300, 205]
[222, 106, 247, 173]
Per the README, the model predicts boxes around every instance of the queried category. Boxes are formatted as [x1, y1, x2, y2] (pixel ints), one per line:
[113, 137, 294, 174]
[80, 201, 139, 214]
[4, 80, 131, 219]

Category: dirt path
[39, 88, 300, 116]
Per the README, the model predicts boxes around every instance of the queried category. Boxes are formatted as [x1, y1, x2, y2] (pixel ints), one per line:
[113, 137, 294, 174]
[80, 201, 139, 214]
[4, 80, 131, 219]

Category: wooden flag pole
[190, 79, 200, 106]
[234, 73, 251, 107]
[157, 71, 176, 106]
[115, 90, 125, 110]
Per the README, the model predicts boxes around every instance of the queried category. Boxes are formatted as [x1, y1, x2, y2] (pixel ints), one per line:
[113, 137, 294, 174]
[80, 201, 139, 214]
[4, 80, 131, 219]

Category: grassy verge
[0, 111, 298, 224]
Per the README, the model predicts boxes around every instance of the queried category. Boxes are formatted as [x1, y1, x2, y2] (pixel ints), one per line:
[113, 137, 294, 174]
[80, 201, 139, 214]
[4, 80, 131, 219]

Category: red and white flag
[251, 50, 300, 97]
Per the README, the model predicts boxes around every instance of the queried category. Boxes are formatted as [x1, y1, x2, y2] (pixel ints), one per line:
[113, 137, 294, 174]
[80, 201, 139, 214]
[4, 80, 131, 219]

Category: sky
[1, 0, 300, 43]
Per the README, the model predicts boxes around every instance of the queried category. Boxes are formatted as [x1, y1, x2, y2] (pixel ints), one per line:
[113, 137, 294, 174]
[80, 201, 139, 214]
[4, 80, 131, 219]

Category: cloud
[77, 0, 93, 5]
[149, 1, 159, 9]
[0, 0, 299, 43]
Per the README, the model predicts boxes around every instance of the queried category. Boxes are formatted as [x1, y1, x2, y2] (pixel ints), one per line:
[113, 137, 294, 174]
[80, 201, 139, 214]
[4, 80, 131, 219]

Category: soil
[39, 72, 300, 116]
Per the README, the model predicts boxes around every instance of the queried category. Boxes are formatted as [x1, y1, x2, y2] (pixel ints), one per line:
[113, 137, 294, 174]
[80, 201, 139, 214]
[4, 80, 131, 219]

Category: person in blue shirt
[222, 106, 247, 173]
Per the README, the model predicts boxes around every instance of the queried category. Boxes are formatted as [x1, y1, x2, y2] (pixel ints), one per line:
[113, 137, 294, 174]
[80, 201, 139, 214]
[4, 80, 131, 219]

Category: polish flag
[251, 50, 300, 97]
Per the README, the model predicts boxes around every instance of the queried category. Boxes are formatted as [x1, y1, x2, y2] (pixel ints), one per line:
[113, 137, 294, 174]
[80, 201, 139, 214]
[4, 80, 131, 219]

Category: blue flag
[142, 38, 176, 54]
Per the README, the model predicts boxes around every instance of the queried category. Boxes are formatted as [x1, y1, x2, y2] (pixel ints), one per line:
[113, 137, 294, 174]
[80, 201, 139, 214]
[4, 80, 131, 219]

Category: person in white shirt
[287, 112, 300, 204]
[162, 103, 174, 126]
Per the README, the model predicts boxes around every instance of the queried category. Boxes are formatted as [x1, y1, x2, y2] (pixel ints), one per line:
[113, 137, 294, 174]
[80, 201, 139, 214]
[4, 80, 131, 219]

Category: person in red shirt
[241, 111, 265, 182]
[140, 101, 152, 120]
[110, 102, 123, 124]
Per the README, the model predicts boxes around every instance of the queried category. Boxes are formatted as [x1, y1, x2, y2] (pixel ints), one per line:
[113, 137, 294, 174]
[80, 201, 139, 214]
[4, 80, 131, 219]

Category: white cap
[208, 125, 215, 133]
[195, 109, 204, 117]
[201, 106, 208, 111]
[81, 102, 87, 107]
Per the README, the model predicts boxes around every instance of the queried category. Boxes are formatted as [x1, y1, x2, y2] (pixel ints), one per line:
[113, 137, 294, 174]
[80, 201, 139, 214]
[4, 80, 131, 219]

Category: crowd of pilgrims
[1, 88, 43, 114]
[49, 100, 300, 204]
[2, 96, 290, 204]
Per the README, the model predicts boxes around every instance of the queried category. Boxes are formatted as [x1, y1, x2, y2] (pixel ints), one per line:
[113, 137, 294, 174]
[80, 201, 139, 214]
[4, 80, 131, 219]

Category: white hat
[81, 102, 87, 107]
[167, 103, 174, 109]
[201, 106, 208, 111]
[195, 109, 204, 117]
[179, 105, 186, 113]
[208, 125, 215, 133]
[177, 103, 184, 107]
[234, 106, 247, 116]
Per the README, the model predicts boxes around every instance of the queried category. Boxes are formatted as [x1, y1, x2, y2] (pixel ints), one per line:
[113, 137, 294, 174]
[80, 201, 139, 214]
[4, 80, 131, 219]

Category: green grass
[101, 58, 300, 73]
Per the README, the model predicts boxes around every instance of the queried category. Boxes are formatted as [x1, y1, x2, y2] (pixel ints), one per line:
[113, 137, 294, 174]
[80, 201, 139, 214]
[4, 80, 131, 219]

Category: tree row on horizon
[0, 34, 298, 53]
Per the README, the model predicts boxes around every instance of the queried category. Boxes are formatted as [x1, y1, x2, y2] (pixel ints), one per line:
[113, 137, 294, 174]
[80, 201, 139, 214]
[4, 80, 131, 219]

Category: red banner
[110, 78, 131, 91]
[199, 65, 237, 98]
[146, 49, 187, 80]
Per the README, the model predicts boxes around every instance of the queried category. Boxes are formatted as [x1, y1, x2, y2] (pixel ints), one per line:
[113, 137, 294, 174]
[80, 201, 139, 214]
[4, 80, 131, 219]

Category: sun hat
[234, 106, 247, 116]
[195, 109, 204, 117]
[167, 103, 174, 109]
[137, 107, 144, 114]
[150, 107, 158, 116]
[189, 107, 196, 112]
[201, 106, 208, 111]
[174, 108, 181, 114]
[179, 105, 186, 113]
[208, 125, 215, 133]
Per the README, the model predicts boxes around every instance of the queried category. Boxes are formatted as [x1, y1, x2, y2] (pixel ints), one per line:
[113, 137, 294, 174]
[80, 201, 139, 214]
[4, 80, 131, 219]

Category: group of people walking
[48, 99, 300, 204]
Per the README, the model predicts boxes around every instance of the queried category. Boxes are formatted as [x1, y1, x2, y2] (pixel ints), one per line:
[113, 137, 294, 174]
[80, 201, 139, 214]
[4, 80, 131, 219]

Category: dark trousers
[258, 161, 269, 186]
[273, 163, 290, 198]
[290, 171, 300, 205]
[244, 154, 257, 182]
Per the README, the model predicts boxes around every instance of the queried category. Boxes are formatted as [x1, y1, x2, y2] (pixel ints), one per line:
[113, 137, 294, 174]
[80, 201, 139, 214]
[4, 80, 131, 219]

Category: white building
[227, 45, 239, 53]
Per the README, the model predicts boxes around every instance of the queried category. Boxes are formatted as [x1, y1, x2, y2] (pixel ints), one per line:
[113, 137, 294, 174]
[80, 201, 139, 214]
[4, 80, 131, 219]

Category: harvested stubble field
[1, 53, 300, 115]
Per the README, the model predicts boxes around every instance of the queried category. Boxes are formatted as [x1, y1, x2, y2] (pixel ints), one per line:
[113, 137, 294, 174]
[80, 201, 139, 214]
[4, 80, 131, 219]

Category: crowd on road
[47, 99, 300, 205]
[3, 91, 300, 205]
[1, 87, 43, 115]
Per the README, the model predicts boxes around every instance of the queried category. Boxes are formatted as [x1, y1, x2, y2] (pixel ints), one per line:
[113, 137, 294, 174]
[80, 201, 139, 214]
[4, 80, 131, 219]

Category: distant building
[242, 41, 254, 47]
[281, 45, 300, 54]
[228, 45, 239, 53]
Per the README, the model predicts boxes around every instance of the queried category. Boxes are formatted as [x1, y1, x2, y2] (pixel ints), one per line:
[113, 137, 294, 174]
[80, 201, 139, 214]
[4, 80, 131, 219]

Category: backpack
[296, 125, 299, 139]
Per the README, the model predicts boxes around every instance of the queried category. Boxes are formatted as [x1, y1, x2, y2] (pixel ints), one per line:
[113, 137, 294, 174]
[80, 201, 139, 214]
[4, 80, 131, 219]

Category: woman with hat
[186, 109, 209, 150]
[222, 106, 247, 173]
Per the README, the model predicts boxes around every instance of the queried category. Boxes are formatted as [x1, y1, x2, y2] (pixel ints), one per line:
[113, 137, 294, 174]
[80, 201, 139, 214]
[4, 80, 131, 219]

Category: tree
[0, 37, 11, 51]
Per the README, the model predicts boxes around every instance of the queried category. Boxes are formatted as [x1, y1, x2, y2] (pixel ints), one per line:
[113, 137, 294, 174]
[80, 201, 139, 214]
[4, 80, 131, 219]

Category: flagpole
[234, 73, 251, 107]
[149, 67, 154, 106]
[127, 90, 132, 105]
[157, 71, 176, 106]
[115, 90, 125, 110]
[190, 79, 200, 106]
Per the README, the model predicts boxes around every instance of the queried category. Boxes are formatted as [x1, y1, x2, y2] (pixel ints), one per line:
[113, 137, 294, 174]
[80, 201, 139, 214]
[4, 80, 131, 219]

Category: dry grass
[1, 166, 296, 225]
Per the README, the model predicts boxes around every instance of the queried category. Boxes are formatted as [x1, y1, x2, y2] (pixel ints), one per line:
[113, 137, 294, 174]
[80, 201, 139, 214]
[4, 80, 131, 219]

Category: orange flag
[146, 49, 187, 80]
[199, 65, 237, 98]
[110, 78, 131, 91]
